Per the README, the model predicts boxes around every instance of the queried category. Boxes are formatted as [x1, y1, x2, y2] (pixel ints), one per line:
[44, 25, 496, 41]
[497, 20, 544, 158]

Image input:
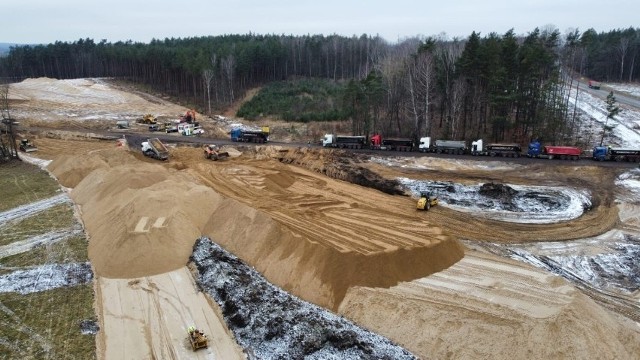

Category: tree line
[0, 27, 637, 146]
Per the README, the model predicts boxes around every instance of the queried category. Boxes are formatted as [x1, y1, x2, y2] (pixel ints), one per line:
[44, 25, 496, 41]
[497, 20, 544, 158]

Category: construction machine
[181, 110, 197, 123]
[416, 192, 438, 211]
[187, 326, 208, 351]
[204, 144, 229, 161]
[139, 114, 157, 124]
[141, 138, 169, 161]
[19, 139, 38, 153]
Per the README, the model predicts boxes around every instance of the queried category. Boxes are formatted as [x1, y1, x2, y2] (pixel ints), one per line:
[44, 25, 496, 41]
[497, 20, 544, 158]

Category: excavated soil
[9, 78, 640, 359]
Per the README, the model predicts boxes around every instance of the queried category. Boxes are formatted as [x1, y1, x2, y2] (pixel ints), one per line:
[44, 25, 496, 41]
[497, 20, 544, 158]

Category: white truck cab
[471, 139, 484, 155]
[418, 137, 431, 152]
[322, 134, 335, 147]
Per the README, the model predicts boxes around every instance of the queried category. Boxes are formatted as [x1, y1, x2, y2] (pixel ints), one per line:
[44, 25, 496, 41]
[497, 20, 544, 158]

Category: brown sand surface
[95, 267, 244, 360]
[339, 250, 640, 359]
[11, 78, 640, 359]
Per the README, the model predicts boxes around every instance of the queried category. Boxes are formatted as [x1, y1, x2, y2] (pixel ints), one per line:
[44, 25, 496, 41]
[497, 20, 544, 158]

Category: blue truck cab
[527, 140, 542, 157]
[592, 146, 610, 161]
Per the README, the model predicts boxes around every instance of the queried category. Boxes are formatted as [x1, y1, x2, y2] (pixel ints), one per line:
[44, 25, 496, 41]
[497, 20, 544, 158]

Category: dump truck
[527, 140, 581, 160]
[322, 134, 366, 149]
[141, 138, 169, 160]
[592, 146, 640, 162]
[19, 139, 38, 153]
[187, 327, 208, 351]
[434, 139, 467, 155]
[471, 139, 522, 157]
[230, 127, 270, 143]
[370, 134, 413, 151]
[204, 144, 229, 161]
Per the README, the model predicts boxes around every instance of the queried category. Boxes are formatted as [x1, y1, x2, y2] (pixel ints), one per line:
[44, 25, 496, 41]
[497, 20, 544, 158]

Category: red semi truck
[370, 134, 414, 151]
[528, 140, 581, 160]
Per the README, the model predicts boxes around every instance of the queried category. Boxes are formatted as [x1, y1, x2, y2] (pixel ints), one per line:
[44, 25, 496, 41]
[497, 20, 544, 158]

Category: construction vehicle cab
[204, 144, 229, 161]
[187, 326, 208, 351]
[19, 139, 38, 153]
[139, 114, 157, 124]
[417, 192, 438, 211]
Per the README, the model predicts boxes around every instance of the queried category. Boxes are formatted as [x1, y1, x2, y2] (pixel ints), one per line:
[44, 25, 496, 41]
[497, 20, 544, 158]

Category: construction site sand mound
[48, 148, 463, 311]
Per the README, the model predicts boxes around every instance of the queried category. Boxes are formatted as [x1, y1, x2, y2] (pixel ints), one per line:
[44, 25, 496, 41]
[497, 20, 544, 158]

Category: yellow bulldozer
[187, 326, 208, 351]
[139, 114, 157, 124]
[416, 192, 438, 211]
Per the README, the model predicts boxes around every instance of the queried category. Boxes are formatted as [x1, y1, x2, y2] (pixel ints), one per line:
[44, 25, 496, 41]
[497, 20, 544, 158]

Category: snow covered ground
[399, 178, 591, 224]
[608, 83, 640, 98]
[192, 237, 417, 359]
[569, 85, 640, 148]
[0, 262, 92, 295]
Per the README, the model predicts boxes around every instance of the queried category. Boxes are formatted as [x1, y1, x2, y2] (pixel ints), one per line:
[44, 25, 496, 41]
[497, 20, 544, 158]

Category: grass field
[0, 160, 96, 359]
[0, 161, 60, 212]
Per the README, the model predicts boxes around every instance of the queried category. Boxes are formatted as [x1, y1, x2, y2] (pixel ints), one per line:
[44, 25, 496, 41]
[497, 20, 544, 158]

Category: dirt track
[9, 78, 640, 359]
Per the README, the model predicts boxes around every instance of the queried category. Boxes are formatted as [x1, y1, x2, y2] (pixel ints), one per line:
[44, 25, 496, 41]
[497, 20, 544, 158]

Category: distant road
[577, 78, 640, 109]
[20, 125, 639, 170]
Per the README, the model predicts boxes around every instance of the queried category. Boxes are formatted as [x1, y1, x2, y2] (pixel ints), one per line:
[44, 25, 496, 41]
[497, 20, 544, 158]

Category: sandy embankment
[47, 145, 463, 357]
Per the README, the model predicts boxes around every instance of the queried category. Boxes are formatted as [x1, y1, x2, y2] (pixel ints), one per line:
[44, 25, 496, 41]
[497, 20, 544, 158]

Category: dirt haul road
[9, 78, 640, 359]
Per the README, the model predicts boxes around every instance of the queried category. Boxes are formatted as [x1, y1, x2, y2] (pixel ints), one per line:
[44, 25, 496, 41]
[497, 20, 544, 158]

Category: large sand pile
[48, 148, 463, 311]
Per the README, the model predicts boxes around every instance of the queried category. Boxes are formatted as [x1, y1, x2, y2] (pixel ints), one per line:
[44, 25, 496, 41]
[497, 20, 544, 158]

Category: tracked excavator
[416, 192, 438, 211]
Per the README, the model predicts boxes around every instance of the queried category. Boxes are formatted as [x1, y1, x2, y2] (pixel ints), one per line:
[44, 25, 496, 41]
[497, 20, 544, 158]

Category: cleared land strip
[0, 193, 69, 227]
[0, 227, 82, 259]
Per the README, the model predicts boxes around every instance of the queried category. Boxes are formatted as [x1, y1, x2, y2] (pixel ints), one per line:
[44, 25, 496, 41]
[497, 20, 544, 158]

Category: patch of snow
[0, 262, 93, 295]
[399, 178, 592, 224]
[615, 169, 640, 197]
[0, 194, 70, 228]
[18, 153, 52, 169]
[608, 83, 640, 98]
[370, 156, 521, 172]
[465, 230, 640, 297]
[191, 237, 416, 359]
[569, 87, 640, 148]
[0, 227, 83, 260]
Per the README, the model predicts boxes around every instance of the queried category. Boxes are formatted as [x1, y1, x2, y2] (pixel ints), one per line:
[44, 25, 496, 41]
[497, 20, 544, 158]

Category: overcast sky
[2, 0, 638, 44]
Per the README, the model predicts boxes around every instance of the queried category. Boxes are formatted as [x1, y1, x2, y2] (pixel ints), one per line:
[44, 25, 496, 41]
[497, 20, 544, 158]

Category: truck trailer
[322, 134, 366, 149]
[370, 134, 413, 151]
[470, 139, 522, 157]
[418, 137, 467, 154]
[141, 138, 169, 161]
[230, 127, 270, 143]
[592, 146, 640, 162]
[527, 140, 581, 160]
[434, 139, 467, 155]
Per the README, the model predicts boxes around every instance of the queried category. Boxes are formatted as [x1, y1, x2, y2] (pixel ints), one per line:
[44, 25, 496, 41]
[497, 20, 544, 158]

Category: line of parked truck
[321, 134, 640, 162]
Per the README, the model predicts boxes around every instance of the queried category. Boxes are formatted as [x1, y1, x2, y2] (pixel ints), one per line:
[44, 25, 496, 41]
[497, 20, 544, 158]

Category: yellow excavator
[416, 192, 438, 211]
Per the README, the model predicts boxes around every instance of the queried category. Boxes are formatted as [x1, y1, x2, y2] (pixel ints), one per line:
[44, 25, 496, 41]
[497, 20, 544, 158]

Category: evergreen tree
[600, 91, 620, 146]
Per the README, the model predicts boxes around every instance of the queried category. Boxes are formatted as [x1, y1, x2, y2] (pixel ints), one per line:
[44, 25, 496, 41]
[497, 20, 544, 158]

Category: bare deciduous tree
[202, 69, 215, 115]
[221, 55, 236, 104]
[617, 37, 630, 81]
[449, 78, 467, 139]
[1, 84, 19, 162]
